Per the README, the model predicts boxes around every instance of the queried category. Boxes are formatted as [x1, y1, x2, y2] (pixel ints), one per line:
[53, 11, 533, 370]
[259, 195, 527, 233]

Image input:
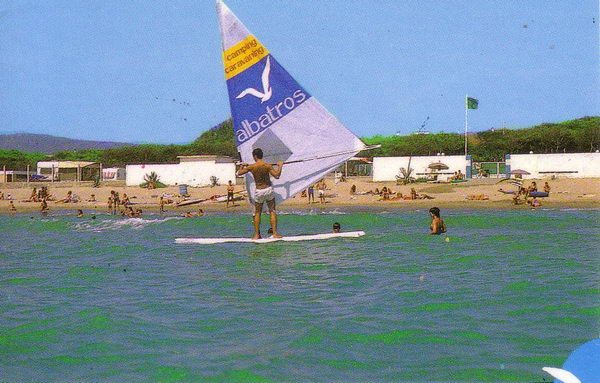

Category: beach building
[36, 161, 101, 181]
[126, 155, 236, 187]
[505, 152, 600, 179]
[0, 170, 30, 182]
[372, 155, 472, 182]
[102, 167, 126, 181]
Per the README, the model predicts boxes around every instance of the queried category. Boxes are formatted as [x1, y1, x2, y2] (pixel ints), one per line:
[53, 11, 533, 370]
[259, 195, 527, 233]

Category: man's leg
[267, 199, 282, 238]
[253, 202, 263, 239]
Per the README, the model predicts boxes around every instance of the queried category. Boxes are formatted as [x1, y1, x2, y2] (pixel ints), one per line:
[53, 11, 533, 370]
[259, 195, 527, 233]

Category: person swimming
[429, 207, 446, 235]
[76, 209, 84, 218]
[333, 222, 341, 233]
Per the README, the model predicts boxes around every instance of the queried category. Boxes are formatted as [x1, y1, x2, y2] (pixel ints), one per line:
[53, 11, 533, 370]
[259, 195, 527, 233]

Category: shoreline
[1, 199, 598, 215]
[1, 177, 599, 214]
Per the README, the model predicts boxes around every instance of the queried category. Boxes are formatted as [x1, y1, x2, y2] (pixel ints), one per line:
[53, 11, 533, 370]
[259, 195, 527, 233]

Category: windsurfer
[237, 148, 283, 239]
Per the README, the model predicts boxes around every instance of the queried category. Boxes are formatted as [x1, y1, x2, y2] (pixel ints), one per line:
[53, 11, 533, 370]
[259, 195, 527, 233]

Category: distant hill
[0, 133, 133, 154]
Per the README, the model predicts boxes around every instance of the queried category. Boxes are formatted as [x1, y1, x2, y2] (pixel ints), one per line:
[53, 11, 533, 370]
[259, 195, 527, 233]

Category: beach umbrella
[509, 169, 530, 175]
[428, 162, 449, 170]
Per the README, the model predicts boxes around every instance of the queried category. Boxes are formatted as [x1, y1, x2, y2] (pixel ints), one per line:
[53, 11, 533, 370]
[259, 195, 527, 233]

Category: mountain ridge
[0, 133, 134, 154]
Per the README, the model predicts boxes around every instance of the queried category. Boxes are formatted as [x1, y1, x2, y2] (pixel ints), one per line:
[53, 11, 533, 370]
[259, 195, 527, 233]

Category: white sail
[216, 1, 367, 204]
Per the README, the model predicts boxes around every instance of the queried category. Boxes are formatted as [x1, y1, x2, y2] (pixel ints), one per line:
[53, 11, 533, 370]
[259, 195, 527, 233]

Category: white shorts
[254, 187, 275, 204]
[318, 189, 325, 196]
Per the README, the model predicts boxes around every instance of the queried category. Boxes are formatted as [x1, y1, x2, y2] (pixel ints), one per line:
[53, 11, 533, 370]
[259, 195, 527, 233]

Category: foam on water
[73, 216, 184, 232]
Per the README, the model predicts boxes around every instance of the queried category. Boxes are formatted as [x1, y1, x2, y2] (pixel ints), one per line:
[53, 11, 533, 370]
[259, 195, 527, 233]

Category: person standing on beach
[429, 207, 446, 235]
[107, 194, 114, 214]
[226, 180, 235, 208]
[318, 180, 326, 204]
[113, 192, 120, 214]
[8, 201, 17, 215]
[307, 184, 315, 204]
[237, 148, 284, 239]
[159, 195, 166, 214]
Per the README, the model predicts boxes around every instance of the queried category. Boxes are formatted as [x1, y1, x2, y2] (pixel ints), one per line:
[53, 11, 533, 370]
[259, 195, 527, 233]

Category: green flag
[467, 97, 478, 109]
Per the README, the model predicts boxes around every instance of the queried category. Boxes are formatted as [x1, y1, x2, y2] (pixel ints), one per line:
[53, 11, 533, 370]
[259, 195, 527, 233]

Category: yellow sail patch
[223, 35, 269, 80]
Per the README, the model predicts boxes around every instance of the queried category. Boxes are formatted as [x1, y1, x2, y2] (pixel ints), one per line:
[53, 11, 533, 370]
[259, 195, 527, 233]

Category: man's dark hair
[429, 207, 441, 217]
[333, 222, 341, 229]
[252, 148, 263, 159]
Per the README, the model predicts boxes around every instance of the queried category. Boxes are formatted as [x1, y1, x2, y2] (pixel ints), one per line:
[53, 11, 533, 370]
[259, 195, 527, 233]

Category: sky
[0, 1, 598, 144]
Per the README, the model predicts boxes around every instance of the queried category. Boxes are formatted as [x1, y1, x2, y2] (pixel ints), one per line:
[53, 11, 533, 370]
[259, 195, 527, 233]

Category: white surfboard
[175, 231, 365, 244]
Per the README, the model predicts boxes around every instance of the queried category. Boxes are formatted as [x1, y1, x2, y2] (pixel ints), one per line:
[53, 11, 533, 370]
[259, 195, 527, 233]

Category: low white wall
[126, 161, 236, 187]
[506, 153, 600, 179]
[373, 155, 470, 182]
[102, 167, 126, 181]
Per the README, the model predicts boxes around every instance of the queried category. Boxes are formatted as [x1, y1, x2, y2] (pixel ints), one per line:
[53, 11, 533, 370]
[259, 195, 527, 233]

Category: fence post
[27, 165, 30, 183]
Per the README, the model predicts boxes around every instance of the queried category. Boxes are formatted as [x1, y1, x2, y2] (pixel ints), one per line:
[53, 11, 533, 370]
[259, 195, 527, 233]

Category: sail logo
[236, 57, 272, 103]
[236, 89, 307, 143]
[227, 55, 311, 145]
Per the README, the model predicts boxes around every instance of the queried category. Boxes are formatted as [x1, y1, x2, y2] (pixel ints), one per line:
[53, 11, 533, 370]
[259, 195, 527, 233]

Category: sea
[1, 208, 598, 382]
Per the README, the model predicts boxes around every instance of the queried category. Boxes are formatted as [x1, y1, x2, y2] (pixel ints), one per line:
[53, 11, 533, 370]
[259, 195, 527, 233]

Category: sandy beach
[1, 176, 598, 214]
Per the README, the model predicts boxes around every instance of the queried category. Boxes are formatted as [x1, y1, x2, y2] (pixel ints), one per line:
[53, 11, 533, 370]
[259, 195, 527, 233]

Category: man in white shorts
[237, 148, 284, 239]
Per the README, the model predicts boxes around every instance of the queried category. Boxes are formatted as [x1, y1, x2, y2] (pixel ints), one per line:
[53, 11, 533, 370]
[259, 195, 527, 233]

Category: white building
[373, 155, 472, 182]
[126, 155, 236, 187]
[506, 152, 600, 179]
[102, 167, 126, 181]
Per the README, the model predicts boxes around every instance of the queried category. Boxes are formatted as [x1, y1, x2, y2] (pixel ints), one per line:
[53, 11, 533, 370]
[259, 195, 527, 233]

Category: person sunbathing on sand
[87, 194, 96, 202]
[544, 182, 551, 194]
[182, 209, 204, 218]
[61, 191, 74, 203]
[467, 194, 489, 200]
[390, 192, 403, 201]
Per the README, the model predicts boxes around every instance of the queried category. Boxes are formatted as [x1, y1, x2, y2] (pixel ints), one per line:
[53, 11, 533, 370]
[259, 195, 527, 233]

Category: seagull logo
[236, 57, 272, 103]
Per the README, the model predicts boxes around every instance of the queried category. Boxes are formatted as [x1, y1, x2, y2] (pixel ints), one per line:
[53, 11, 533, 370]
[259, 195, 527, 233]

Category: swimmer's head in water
[429, 207, 441, 217]
[333, 222, 341, 233]
[252, 148, 263, 160]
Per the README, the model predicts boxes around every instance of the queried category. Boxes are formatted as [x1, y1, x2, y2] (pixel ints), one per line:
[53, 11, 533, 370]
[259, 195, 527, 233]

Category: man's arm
[269, 162, 284, 179]
[237, 163, 251, 176]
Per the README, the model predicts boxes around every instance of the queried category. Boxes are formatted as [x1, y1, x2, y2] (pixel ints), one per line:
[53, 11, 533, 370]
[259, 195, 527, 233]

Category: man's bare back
[245, 160, 277, 189]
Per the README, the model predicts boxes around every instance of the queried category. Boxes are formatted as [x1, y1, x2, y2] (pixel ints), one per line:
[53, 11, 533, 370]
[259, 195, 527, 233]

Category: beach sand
[0, 177, 598, 214]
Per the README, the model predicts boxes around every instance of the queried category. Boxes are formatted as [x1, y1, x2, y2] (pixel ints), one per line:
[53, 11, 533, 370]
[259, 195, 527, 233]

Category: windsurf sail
[216, 1, 371, 204]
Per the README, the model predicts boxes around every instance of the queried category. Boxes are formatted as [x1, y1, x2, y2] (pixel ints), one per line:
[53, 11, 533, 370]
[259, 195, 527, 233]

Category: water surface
[1, 208, 598, 382]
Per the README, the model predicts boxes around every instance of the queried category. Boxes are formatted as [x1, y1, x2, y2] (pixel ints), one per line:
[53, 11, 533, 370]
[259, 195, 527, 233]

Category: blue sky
[1, 1, 598, 143]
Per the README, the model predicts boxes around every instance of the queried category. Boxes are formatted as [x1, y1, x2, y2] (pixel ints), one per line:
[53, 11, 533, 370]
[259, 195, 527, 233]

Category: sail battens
[217, 0, 367, 204]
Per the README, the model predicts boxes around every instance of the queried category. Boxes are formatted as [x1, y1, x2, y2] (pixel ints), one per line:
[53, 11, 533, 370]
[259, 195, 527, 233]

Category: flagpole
[464, 94, 468, 156]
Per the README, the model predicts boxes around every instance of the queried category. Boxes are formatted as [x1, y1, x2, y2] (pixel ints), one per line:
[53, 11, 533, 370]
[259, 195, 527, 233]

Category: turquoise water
[1, 208, 598, 382]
